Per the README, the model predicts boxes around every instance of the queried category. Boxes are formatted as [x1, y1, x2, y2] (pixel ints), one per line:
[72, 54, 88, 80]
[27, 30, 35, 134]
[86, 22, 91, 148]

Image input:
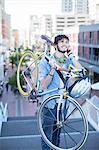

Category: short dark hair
[54, 35, 69, 45]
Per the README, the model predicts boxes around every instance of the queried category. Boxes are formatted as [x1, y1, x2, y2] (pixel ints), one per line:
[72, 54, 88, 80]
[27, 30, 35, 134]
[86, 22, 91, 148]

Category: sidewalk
[0, 63, 38, 117]
[0, 85, 38, 117]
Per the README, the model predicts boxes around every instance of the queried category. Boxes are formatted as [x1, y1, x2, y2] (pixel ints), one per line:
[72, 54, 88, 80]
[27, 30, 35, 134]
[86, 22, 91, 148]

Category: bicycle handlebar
[45, 55, 85, 78]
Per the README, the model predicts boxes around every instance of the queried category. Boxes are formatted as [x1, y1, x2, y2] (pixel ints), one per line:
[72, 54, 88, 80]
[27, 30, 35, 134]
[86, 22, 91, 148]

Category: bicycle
[17, 35, 91, 150]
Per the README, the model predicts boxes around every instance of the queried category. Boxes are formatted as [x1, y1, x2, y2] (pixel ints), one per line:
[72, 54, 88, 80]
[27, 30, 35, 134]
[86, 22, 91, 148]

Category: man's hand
[58, 67, 68, 72]
[66, 45, 72, 54]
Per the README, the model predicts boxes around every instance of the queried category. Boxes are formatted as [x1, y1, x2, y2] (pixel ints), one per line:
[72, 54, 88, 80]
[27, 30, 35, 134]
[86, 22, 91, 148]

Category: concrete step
[1, 119, 39, 137]
[0, 117, 98, 150]
[0, 134, 42, 150]
[81, 131, 99, 150]
[0, 131, 99, 150]
[1, 117, 95, 137]
[7, 116, 36, 121]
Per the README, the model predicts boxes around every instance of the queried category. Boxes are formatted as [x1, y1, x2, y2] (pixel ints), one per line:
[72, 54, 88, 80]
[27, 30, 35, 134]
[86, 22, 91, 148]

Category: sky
[5, 0, 61, 30]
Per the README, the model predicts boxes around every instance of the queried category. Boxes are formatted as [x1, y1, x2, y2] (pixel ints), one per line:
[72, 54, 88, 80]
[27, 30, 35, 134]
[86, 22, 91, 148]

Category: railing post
[0, 102, 8, 122]
[0, 102, 8, 134]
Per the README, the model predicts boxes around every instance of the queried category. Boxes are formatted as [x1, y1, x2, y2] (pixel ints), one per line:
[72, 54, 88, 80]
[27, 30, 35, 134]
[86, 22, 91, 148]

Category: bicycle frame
[17, 34, 86, 97]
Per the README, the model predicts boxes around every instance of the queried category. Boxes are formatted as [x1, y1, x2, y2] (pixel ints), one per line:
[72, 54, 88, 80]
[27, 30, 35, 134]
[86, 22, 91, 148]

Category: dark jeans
[41, 104, 61, 150]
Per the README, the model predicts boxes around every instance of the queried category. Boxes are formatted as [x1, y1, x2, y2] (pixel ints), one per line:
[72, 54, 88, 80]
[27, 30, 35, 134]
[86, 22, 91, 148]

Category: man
[38, 34, 83, 150]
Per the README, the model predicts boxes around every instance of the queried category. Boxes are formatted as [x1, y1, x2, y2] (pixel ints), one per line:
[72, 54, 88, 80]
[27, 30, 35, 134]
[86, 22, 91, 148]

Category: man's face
[57, 38, 69, 53]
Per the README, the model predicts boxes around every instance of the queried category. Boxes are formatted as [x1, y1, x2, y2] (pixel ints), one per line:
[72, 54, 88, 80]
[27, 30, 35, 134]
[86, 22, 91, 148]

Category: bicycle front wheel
[38, 94, 88, 150]
[17, 51, 38, 96]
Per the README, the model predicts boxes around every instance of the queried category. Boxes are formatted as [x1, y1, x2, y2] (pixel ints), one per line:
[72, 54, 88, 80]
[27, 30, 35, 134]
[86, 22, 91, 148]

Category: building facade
[62, 0, 88, 14]
[41, 15, 52, 35]
[55, 14, 89, 34]
[62, 0, 74, 13]
[29, 15, 52, 47]
[12, 29, 20, 49]
[89, 0, 99, 22]
[0, 0, 5, 80]
[2, 12, 11, 51]
[29, 15, 40, 46]
[78, 24, 99, 83]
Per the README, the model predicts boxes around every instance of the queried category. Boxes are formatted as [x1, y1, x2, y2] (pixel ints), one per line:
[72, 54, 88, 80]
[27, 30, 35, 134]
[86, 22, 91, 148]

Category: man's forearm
[41, 68, 55, 89]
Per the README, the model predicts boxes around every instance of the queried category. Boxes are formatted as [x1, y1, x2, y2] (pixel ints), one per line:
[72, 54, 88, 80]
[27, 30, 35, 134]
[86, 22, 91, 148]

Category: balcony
[79, 54, 99, 63]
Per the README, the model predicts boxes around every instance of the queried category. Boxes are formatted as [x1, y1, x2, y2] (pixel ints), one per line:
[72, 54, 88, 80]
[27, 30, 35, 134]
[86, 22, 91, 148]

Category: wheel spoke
[45, 126, 59, 141]
[63, 127, 77, 145]
[47, 107, 57, 121]
[51, 125, 60, 135]
[65, 119, 83, 124]
[43, 114, 56, 121]
[43, 123, 57, 128]
[39, 95, 88, 150]
[65, 107, 77, 120]
[63, 125, 68, 149]
[64, 123, 83, 134]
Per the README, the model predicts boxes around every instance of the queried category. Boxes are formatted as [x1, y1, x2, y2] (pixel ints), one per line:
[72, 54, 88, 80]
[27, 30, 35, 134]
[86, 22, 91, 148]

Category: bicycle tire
[38, 94, 88, 150]
[17, 51, 38, 96]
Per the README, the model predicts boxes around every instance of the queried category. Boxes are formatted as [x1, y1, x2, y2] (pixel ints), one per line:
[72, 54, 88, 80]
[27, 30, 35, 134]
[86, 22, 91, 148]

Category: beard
[57, 45, 66, 53]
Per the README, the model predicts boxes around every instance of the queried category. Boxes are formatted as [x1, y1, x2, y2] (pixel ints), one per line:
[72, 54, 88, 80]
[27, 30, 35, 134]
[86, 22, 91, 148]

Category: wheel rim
[38, 95, 88, 150]
[17, 51, 38, 96]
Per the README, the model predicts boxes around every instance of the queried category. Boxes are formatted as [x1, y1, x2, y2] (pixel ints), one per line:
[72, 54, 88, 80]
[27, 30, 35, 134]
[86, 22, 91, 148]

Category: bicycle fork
[56, 94, 66, 127]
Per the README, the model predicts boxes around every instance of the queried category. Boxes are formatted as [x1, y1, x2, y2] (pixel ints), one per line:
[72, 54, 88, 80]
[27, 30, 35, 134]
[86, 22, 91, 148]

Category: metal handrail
[0, 102, 8, 122]
[86, 98, 99, 111]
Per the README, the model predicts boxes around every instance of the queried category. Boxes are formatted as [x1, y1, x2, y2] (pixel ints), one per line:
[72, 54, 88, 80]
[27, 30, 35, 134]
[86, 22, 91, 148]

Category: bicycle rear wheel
[38, 94, 88, 150]
[17, 51, 39, 96]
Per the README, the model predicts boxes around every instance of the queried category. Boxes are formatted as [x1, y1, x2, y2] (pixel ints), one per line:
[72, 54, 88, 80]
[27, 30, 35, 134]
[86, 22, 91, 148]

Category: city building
[54, 14, 89, 34]
[29, 0, 90, 40]
[89, 0, 99, 22]
[0, 1, 3, 49]
[62, 0, 88, 14]
[62, 0, 74, 13]
[63, 23, 99, 84]
[0, 0, 5, 81]
[55, 15, 65, 33]
[64, 26, 79, 57]
[78, 23, 99, 83]
[29, 15, 40, 46]
[12, 29, 20, 49]
[56, 0, 89, 34]
[29, 15, 52, 48]
[2, 13, 11, 48]
[0, 0, 11, 81]
[41, 15, 52, 36]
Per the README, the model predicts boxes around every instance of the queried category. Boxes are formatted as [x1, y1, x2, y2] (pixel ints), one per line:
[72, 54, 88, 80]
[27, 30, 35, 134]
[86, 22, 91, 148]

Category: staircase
[0, 116, 99, 150]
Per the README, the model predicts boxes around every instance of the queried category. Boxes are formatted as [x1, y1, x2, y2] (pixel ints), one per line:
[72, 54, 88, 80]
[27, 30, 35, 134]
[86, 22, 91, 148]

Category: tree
[9, 71, 24, 94]
[9, 52, 22, 68]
